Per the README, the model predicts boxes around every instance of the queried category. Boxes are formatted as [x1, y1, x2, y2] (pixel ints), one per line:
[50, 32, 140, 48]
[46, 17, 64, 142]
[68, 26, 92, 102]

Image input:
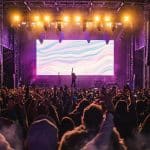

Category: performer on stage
[58, 72, 61, 87]
[71, 68, 76, 88]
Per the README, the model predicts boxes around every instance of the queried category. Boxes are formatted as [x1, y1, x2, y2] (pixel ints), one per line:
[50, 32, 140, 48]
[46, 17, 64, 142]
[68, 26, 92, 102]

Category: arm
[102, 91, 115, 113]
[83, 113, 114, 150]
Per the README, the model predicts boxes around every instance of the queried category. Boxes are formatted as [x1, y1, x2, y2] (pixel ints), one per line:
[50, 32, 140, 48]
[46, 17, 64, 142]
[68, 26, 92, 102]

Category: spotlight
[43, 15, 51, 23]
[75, 15, 81, 23]
[32, 21, 44, 30]
[13, 15, 21, 22]
[94, 16, 100, 22]
[122, 15, 131, 25]
[11, 13, 22, 26]
[63, 16, 70, 23]
[21, 22, 26, 25]
[33, 15, 40, 22]
[123, 16, 130, 22]
[36, 21, 43, 27]
[121, 14, 132, 27]
[86, 22, 93, 29]
[104, 15, 111, 22]
[105, 22, 112, 28]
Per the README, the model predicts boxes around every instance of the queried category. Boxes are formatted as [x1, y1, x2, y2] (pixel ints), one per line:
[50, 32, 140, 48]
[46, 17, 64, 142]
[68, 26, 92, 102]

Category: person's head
[7, 98, 15, 110]
[60, 117, 75, 137]
[115, 100, 128, 114]
[136, 100, 146, 114]
[0, 133, 13, 150]
[27, 119, 58, 150]
[82, 104, 103, 130]
[37, 102, 49, 116]
[0, 117, 13, 130]
[75, 99, 90, 114]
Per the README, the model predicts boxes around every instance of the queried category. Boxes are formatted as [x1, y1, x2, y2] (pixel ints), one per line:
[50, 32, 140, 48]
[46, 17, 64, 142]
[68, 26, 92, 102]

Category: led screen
[36, 40, 114, 75]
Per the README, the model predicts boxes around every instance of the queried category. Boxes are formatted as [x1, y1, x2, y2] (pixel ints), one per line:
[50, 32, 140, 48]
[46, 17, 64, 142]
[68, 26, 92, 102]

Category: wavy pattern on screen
[36, 40, 114, 75]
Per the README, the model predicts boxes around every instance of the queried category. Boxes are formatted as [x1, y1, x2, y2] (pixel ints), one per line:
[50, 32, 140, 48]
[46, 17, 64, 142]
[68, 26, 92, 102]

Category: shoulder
[59, 126, 87, 150]
[62, 125, 87, 140]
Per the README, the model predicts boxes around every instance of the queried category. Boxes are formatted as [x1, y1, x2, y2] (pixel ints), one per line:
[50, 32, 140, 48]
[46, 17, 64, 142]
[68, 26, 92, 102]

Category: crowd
[0, 84, 149, 150]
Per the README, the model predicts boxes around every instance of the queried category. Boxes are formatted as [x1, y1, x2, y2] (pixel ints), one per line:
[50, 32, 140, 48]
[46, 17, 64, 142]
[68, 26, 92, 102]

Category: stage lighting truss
[9, 13, 133, 32]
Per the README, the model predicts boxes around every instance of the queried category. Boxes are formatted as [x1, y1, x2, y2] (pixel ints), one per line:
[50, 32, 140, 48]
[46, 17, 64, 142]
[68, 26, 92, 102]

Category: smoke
[126, 133, 150, 150]
[0, 123, 23, 150]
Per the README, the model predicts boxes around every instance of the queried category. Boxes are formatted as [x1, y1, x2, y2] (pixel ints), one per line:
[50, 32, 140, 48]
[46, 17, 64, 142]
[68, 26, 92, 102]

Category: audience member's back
[114, 100, 134, 139]
[136, 100, 147, 124]
[0, 86, 149, 150]
[68, 100, 90, 126]
[60, 117, 75, 139]
[59, 103, 103, 150]
[27, 119, 58, 150]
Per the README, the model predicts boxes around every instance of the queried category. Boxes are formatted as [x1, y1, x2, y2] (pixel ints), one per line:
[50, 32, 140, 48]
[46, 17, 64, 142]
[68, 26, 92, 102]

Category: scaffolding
[0, 0, 20, 88]
[0, 0, 3, 87]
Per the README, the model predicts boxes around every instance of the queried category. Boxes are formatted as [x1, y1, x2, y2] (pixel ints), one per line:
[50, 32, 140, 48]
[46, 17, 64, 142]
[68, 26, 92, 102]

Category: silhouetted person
[71, 68, 76, 88]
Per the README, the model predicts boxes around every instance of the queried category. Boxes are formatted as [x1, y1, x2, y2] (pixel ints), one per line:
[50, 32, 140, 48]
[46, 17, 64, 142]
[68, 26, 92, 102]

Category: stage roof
[0, 0, 150, 13]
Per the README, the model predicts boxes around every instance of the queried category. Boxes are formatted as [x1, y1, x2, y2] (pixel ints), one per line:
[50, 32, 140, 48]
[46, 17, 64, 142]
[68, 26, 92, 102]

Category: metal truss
[1, 0, 149, 12]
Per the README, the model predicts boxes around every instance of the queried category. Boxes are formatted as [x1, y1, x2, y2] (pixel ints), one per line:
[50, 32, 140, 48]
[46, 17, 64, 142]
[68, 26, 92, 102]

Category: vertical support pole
[130, 31, 135, 88]
[145, 11, 150, 88]
[126, 37, 130, 82]
[143, 11, 150, 88]
[143, 45, 146, 88]
[0, 0, 3, 87]
[14, 30, 20, 88]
